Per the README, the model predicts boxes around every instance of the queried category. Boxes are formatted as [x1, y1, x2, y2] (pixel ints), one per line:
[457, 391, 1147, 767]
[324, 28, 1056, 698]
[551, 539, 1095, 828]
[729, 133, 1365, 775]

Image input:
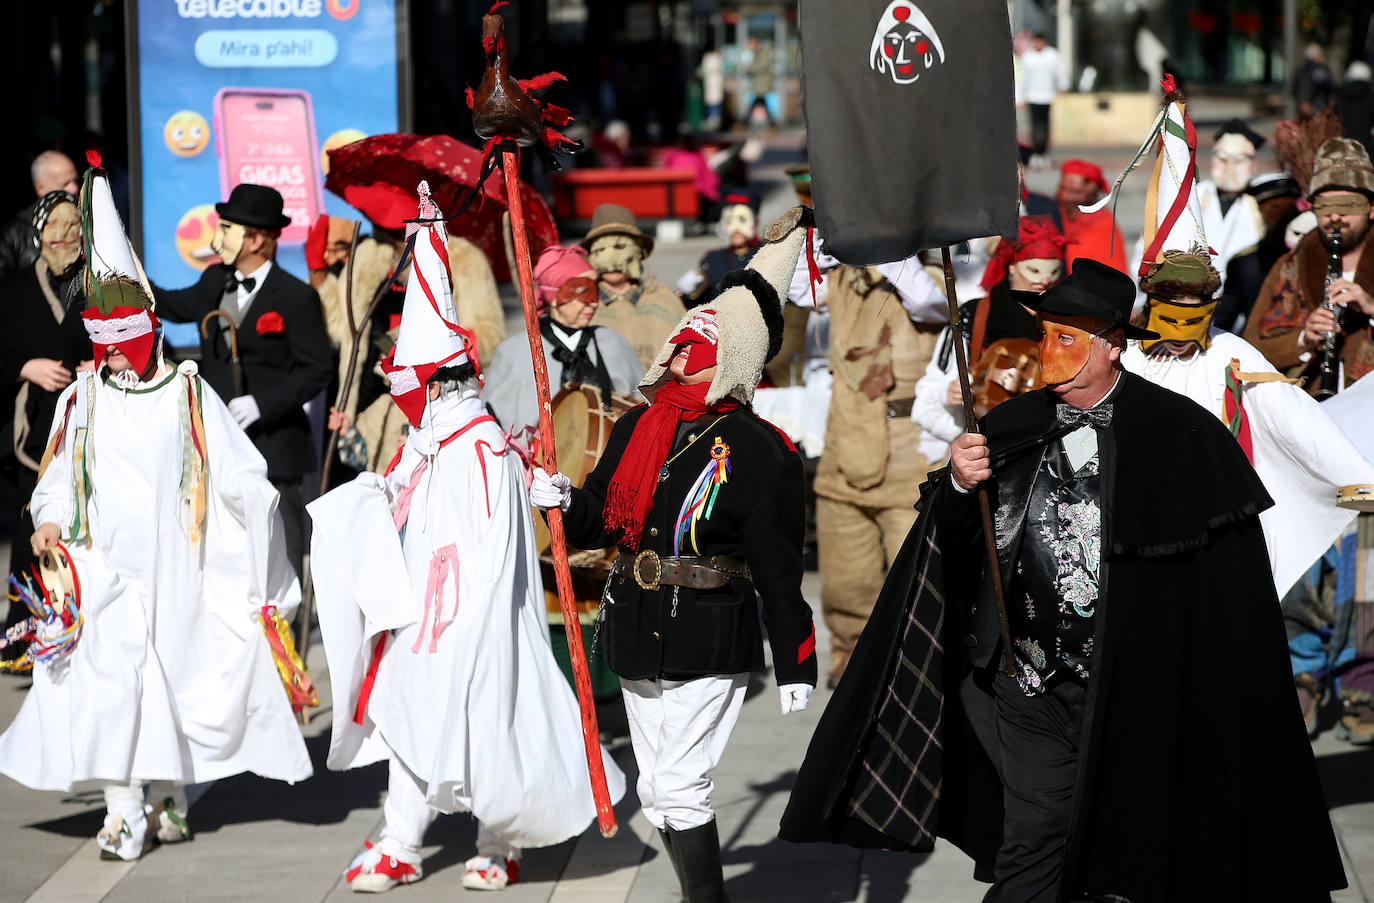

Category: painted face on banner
[869, 1, 945, 85]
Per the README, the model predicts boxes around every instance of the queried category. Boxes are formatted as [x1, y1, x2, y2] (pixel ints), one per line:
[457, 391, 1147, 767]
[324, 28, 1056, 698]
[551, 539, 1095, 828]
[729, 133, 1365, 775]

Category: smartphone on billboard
[213, 88, 323, 246]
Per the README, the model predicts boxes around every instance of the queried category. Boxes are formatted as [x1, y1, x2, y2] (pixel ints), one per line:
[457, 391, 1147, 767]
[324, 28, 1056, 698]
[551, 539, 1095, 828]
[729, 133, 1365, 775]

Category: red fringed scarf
[603, 381, 738, 550]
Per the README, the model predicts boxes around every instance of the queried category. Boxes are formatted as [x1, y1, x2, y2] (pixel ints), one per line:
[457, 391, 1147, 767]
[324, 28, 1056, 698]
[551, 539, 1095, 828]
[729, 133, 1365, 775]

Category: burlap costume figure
[814, 264, 942, 683]
[581, 204, 686, 369]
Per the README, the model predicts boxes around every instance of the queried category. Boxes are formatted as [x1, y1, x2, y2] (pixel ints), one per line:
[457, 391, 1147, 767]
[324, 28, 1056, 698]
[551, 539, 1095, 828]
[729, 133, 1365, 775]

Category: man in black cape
[779, 260, 1346, 902]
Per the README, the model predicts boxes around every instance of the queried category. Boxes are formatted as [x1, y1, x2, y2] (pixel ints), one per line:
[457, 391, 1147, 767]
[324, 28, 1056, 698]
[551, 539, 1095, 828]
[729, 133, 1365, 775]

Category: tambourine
[4, 542, 85, 667]
[1338, 485, 1374, 512]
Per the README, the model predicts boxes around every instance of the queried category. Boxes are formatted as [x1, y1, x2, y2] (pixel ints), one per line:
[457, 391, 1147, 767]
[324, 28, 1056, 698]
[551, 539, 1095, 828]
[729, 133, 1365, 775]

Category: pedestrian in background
[1016, 33, 1067, 168]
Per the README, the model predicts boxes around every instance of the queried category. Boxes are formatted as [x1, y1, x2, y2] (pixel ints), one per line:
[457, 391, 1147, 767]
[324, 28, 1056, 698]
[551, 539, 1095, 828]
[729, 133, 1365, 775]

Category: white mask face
[719, 204, 757, 242]
[1008, 257, 1063, 294]
[1210, 133, 1256, 193]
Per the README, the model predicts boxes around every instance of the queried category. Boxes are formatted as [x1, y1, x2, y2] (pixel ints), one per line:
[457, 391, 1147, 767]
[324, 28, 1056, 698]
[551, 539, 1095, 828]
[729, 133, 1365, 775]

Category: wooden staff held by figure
[198, 311, 244, 399]
[464, 3, 615, 837]
[941, 247, 1018, 678]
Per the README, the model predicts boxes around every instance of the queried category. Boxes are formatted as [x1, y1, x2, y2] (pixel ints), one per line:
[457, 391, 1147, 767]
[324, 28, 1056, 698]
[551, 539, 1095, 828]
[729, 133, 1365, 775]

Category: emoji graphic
[175, 204, 221, 270]
[164, 111, 211, 158]
[326, 0, 360, 21]
[321, 128, 367, 175]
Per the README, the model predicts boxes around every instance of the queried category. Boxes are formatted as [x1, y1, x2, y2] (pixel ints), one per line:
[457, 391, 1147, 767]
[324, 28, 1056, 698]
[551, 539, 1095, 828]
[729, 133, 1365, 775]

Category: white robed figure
[309, 184, 625, 894]
[1119, 95, 1374, 598]
[0, 163, 311, 862]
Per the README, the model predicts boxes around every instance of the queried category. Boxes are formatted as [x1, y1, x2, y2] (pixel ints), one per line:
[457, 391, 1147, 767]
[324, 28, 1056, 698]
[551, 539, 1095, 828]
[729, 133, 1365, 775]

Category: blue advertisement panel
[131, 0, 405, 319]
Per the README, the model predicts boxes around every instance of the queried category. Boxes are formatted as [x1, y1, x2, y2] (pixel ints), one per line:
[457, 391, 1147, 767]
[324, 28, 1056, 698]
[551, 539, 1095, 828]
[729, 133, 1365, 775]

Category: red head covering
[533, 244, 594, 314]
[1061, 159, 1110, 195]
[980, 216, 1069, 293]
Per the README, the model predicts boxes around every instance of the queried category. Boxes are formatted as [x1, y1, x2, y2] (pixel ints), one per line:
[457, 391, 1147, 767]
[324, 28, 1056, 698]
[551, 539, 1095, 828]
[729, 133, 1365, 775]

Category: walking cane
[500, 144, 618, 838]
[940, 247, 1018, 678]
[198, 310, 244, 399]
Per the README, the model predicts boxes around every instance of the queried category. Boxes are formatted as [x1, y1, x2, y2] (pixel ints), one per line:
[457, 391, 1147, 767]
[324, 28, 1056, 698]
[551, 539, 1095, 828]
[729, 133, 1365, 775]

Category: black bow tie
[225, 271, 256, 294]
[1056, 403, 1113, 430]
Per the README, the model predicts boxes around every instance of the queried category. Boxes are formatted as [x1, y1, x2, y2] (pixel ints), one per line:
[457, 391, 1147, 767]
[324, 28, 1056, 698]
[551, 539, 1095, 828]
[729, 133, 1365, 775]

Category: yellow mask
[1141, 297, 1217, 353]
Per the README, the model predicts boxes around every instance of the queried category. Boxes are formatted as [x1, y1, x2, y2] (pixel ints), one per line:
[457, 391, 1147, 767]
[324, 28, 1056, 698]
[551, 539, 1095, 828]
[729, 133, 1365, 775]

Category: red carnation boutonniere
[256, 312, 285, 336]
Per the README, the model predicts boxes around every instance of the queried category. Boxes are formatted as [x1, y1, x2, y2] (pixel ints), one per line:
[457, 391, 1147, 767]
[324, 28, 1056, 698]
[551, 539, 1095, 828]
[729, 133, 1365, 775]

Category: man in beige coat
[580, 203, 687, 369]
[813, 259, 947, 685]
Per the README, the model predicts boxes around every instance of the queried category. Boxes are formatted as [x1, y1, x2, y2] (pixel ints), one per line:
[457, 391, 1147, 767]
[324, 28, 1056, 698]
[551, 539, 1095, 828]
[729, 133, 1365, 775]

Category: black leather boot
[668, 820, 729, 903]
[658, 827, 687, 901]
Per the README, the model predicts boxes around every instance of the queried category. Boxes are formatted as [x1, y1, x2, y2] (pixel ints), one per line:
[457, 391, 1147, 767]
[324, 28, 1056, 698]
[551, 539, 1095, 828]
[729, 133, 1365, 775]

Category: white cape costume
[0, 364, 311, 791]
[1123, 330, 1374, 596]
[309, 392, 625, 849]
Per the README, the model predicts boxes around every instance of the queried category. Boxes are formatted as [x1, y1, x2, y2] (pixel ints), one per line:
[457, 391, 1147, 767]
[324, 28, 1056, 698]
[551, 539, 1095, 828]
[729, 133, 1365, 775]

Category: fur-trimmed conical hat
[392, 181, 472, 369]
[640, 206, 810, 405]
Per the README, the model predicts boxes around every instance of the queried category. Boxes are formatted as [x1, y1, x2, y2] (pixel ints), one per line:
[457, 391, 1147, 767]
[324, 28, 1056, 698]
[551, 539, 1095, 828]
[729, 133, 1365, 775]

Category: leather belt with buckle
[886, 396, 915, 420]
[614, 551, 751, 591]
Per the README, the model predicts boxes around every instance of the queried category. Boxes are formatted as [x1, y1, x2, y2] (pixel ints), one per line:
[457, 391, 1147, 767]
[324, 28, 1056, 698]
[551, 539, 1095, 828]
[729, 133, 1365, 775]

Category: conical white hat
[83, 165, 154, 301]
[1142, 100, 1209, 261]
[392, 181, 471, 368]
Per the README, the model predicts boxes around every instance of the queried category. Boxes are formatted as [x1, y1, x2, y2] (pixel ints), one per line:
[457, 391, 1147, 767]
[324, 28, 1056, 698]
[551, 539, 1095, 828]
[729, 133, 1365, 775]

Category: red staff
[468, 4, 616, 837]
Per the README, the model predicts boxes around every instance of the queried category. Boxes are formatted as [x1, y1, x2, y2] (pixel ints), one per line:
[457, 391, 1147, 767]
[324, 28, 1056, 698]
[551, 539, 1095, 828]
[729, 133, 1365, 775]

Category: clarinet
[1314, 230, 1343, 400]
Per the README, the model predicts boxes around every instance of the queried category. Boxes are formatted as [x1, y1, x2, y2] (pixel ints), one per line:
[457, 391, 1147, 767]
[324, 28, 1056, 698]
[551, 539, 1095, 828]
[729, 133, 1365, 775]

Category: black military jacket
[562, 404, 817, 686]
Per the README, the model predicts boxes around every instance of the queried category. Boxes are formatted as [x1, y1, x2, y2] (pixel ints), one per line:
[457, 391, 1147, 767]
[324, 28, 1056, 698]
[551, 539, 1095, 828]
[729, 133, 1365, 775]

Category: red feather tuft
[86, 150, 102, 169]
[518, 72, 567, 94]
[542, 127, 579, 151]
[482, 34, 496, 53]
[486, 1, 509, 14]
[540, 103, 573, 126]
[465, 87, 475, 109]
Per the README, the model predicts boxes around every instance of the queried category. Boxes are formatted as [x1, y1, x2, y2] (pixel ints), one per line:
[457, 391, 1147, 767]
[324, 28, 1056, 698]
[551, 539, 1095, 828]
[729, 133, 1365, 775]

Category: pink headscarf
[533, 244, 595, 314]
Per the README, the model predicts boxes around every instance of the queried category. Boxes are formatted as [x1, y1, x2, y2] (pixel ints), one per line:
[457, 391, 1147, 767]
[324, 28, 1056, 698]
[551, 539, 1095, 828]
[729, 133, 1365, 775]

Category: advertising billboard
[129, 0, 409, 312]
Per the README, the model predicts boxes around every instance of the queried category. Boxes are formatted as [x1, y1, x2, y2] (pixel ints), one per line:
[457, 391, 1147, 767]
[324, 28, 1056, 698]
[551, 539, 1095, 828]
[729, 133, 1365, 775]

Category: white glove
[529, 467, 572, 511]
[779, 683, 812, 715]
[228, 395, 261, 429]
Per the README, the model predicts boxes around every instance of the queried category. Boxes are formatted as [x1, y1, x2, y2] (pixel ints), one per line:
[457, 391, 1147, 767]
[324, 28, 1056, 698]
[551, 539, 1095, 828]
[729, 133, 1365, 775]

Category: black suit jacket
[156, 263, 332, 480]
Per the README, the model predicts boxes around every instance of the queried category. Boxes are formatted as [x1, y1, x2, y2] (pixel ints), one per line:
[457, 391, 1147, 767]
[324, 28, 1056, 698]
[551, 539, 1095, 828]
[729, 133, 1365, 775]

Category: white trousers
[379, 757, 519, 864]
[620, 674, 748, 831]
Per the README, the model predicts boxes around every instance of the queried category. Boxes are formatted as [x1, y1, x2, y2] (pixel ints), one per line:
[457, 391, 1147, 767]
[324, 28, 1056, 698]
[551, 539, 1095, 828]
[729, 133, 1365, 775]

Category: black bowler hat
[215, 183, 292, 231]
[1011, 258, 1160, 340]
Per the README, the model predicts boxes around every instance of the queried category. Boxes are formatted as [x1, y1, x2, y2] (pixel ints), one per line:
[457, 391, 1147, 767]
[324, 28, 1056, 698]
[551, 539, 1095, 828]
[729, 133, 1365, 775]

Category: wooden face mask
[1037, 314, 1106, 385]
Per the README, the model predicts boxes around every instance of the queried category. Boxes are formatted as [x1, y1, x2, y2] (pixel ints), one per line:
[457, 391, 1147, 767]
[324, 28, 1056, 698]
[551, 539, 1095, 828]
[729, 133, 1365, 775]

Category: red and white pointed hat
[391, 181, 472, 369]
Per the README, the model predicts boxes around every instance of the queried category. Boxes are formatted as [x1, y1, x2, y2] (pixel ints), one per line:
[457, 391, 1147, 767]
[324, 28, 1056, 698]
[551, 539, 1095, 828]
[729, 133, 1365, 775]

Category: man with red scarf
[531, 207, 819, 902]
[1057, 159, 1127, 273]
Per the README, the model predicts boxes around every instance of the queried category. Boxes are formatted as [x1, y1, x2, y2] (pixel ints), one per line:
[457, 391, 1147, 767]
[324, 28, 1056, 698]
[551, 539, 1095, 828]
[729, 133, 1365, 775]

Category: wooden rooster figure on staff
[466, 1, 618, 840]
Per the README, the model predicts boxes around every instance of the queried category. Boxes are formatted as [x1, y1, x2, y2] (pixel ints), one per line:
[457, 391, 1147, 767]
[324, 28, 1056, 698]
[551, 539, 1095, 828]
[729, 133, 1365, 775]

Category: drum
[535, 384, 641, 622]
[1338, 485, 1374, 512]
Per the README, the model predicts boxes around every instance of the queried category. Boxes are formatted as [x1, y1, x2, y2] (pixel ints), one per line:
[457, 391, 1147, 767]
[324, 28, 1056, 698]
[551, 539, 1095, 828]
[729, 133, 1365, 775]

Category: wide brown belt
[612, 550, 751, 591]
[886, 396, 915, 420]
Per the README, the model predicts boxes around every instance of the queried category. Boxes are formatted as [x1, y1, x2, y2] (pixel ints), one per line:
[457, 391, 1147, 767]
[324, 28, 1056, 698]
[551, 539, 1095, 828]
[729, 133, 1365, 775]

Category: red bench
[552, 167, 700, 223]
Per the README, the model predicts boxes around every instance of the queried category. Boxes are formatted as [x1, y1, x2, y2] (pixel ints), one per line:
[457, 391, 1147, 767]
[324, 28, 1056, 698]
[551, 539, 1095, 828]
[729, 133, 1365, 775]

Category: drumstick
[502, 145, 618, 838]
